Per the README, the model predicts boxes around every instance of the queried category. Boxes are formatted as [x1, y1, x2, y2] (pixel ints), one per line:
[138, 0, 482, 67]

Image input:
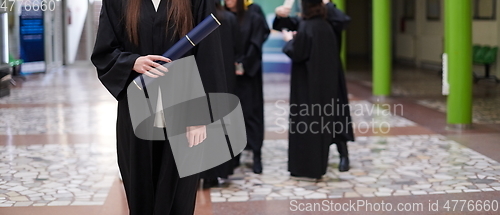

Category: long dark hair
[225, 0, 245, 24]
[126, 0, 193, 45]
[215, 0, 225, 20]
[301, 1, 326, 20]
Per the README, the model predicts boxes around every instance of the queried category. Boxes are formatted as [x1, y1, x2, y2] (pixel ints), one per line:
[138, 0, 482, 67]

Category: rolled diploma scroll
[283, 0, 295, 8]
[133, 13, 222, 90]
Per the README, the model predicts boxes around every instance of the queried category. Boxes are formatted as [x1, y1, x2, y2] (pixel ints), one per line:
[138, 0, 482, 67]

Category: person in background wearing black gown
[91, 0, 225, 214]
[274, 0, 351, 53]
[200, 0, 243, 188]
[278, 0, 354, 179]
[225, 0, 270, 174]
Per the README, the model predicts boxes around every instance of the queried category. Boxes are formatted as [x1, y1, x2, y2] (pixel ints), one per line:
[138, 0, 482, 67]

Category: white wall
[473, 21, 497, 46]
[66, 0, 88, 64]
[394, 0, 443, 65]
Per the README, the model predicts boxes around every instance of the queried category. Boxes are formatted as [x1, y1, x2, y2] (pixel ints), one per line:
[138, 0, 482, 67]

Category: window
[474, 0, 496, 20]
[426, 0, 440, 20]
[403, 0, 416, 20]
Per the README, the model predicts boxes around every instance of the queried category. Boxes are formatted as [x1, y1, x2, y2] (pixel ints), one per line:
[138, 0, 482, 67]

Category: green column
[334, 0, 347, 69]
[445, 0, 472, 125]
[372, 0, 392, 96]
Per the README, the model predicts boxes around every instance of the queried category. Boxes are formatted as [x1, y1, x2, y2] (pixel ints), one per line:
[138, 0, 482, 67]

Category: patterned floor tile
[418, 98, 500, 124]
[0, 104, 116, 135]
[0, 142, 117, 207]
[211, 135, 500, 202]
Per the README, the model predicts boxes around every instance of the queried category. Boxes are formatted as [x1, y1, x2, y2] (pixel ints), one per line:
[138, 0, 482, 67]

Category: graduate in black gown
[274, 0, 351, 53]
[278, 0, 354, 179]
[199, 0, 243, 188]
[91, 0, 225, 214]
[225, 0, 270, 174]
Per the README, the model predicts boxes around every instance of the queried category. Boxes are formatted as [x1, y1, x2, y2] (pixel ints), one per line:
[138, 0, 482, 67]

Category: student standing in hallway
[200, 0, 243, 188]
[225, 0, 270, 174]
[279, 0, 354, 179]
[91, 0, 225, 214]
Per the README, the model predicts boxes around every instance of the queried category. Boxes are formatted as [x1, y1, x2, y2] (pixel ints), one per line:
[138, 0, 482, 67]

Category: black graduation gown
[234, 4, 270, 154]
[200, 9, 242, 180]
[247, 3, 267, 21]
[326, 3, 351, 48]
[273, 3, 354, 144]
[219, 10, 243, 94]
[283, 16, 352, 178]
[91, 0, 225, 214]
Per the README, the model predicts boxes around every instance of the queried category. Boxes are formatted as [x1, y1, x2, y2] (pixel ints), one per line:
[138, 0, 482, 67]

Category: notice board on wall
[19, 6, 45, 74]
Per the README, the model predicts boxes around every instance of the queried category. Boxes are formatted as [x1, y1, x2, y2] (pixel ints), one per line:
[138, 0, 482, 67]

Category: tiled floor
[0, 142, 117, 207]
[211, 135, 500, 203]
[0, 104, 116, 135]
[1, 59, 500, 215]
[417, 97, 500, 124]
[0, 64, 119, 208]
[345, 60, 500, 125]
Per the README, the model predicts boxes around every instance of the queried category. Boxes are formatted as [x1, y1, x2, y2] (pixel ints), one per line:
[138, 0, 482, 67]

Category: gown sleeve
[326, 3, 351, 34]
[230, 15, 243, 64]
[272, 16, 300, 31]
[191, 0, 226, 93]
[240, 13, 270, 77]
[283, 24, 311, 63]
[91, 0, 140, 101]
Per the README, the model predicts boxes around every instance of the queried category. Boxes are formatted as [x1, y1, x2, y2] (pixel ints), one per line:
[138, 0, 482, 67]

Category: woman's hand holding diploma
[133, 55, 172, 78]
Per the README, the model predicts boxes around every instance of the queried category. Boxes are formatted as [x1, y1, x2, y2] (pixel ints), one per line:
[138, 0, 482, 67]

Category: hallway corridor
[1, 60, 500, 214]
